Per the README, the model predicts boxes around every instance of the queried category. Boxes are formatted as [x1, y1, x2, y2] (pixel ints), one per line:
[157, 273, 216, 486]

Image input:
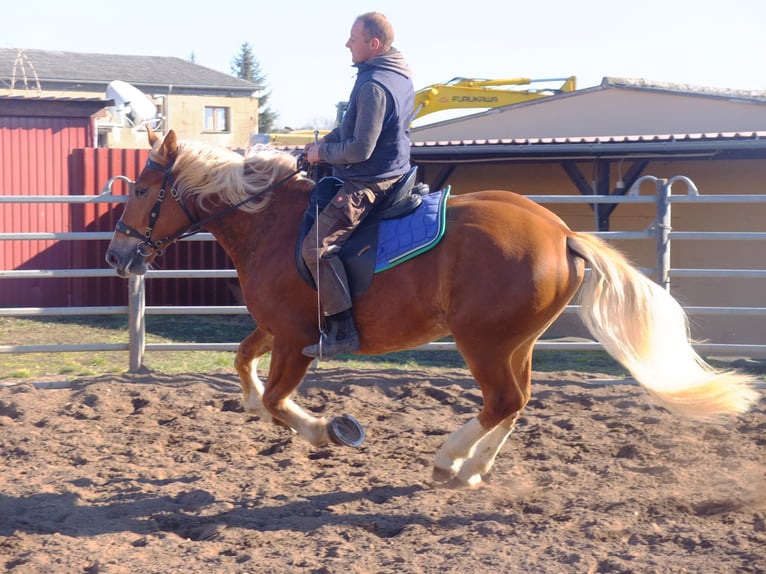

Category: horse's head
[106, 128, 313, 278]
[105, 128, 195, 277]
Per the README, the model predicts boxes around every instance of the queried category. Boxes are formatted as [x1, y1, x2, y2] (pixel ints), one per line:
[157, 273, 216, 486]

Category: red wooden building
[0, 96, 237, 308]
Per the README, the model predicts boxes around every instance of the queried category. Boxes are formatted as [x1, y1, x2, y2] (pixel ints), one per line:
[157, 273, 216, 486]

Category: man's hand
[304, 143, 321, 164]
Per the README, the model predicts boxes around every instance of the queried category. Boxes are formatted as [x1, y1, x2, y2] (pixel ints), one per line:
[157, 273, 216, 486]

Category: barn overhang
[410, 131, 766, 231]
[0, 96, 112, 118]
[411, 131, 766, 164]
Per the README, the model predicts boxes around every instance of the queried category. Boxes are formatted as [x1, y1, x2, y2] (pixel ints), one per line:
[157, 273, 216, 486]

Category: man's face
[346, 20, 375, 65]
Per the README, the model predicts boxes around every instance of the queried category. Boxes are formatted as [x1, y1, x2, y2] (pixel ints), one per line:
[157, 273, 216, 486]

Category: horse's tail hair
[567, 232, 759, 420]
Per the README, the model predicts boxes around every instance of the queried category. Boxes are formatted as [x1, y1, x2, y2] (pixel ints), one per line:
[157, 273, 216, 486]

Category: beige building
[410, 78, 766, 352]
[0, 48, 260, 149]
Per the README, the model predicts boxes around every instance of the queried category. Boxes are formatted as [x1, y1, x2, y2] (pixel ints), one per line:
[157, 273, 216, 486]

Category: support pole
[628, 175, 669, 290]
[128, 274, 146, 372]
[655, 179, 671, 291]
[629, 175, 698, 293]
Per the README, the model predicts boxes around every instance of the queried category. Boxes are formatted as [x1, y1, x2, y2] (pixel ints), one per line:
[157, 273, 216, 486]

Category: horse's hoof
[328, 414, 365, 447]
[432, 467, 482, 489]
[443, 476, 482, 489]
[432, 465, 456, 483]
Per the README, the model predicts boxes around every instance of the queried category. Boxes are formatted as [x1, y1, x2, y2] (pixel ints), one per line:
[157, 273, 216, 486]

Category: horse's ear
[161, 130, 178, 158]
[147, 126, 158, 147]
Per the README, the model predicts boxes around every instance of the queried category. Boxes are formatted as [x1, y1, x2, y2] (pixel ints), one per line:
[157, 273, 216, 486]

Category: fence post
[628, 175, 670, 290]
[128, 274, 146, 371]
[660, 176, 700, 293]
[655, 178, 671, 291]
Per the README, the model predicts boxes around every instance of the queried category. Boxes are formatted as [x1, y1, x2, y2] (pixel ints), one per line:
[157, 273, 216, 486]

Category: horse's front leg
[235, 328, 274, 421]
[260, 343, 335, 447]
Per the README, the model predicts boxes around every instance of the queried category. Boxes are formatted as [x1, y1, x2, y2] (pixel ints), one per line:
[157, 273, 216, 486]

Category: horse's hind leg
[235, 328, 274, 420]
[433, 417, 492, 485]
[453, 412, 521, 486]
[432, 412, 524, 488]
[433, 340, 532, 488]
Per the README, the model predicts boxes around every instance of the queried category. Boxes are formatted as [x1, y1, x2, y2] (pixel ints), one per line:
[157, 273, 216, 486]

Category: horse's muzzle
[105, 246, 149, 278]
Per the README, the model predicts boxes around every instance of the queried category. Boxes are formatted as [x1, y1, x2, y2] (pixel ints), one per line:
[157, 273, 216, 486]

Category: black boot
[302, 310, 360, 360]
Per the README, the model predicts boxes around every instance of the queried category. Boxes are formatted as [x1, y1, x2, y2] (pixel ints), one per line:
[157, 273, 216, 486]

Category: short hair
[356, 12, 395, 50]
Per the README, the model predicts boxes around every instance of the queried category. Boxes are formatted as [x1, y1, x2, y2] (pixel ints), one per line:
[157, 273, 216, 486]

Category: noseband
[114, 157, 197, 256]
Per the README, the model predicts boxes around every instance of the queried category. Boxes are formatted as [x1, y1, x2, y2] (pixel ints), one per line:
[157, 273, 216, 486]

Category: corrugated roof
[414, 130, 766, 147]
[270, 130, 766, 160]
[411, 130, 766, 161]
[0, 95, 112, 118]
[0, 95, 109, 104]
[0, 48, 259, 94]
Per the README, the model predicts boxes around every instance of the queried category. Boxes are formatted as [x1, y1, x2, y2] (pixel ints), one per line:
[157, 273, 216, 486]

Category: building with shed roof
[0, 47, 260, 149]
[411, 77, 766, 205]
[409, 78, 766, 351]
[0, 48, 260, 309]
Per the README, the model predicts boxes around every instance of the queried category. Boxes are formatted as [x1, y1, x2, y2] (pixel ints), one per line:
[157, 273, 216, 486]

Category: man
[301, 12, 414, 359]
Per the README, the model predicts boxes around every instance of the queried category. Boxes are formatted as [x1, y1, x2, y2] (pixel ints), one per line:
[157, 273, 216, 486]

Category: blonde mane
[171, 140, 305, 214]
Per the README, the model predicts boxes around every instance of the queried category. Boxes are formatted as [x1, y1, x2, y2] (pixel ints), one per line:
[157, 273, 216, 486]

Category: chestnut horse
[106, 129, 757, 488]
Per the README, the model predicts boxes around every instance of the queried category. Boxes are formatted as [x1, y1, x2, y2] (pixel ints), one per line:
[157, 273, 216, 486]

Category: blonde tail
[568, 232, 759, 419]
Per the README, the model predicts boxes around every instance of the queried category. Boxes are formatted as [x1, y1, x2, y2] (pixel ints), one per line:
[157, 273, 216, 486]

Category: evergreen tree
[231, 43, 278, 133]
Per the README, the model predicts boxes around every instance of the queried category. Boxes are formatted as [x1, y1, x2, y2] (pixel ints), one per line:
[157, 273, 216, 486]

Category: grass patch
[0, 315, 253, 379]
[0, 315, 637, 381]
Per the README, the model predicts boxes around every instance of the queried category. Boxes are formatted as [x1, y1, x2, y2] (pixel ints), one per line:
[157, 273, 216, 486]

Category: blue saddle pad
[375, 187, 450, 273]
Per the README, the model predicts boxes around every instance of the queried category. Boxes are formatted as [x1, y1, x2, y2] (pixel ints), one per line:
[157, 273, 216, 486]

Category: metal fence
[2, 175, 765, 371]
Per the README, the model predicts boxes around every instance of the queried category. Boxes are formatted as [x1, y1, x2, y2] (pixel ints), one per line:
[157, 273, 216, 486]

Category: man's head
[346, 12, 395, 65]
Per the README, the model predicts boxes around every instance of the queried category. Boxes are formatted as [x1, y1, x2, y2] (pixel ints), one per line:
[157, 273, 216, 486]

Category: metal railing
[2, 175, 765, 371]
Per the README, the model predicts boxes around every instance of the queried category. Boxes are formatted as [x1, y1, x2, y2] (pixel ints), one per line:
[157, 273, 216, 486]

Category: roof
[0, 95, 112, 118]
[411, 130, 766, 163]
[411, 76, 766, 152]
[600, 77, 766, 103]
[0, 48, 259, 96]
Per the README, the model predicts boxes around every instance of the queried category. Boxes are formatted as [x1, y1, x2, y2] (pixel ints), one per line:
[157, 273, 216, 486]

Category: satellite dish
[106, 80, 158, 127]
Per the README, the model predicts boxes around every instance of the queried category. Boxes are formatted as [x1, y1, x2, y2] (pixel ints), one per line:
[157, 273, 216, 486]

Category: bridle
[114, 157, 195, 257]
[115, 155, 303, 258]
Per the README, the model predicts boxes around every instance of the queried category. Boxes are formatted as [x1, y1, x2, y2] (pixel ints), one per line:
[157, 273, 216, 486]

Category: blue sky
[3, 0, 764, 130]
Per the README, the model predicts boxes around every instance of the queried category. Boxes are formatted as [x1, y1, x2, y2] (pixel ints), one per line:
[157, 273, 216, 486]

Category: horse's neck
[203, 192, 304, 270]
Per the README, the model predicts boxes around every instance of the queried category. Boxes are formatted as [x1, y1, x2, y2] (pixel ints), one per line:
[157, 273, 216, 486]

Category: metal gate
[2, 175, 765, 371]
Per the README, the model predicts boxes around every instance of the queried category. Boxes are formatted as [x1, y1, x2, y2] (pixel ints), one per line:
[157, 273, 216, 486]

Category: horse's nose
[105, 249, 121, 268]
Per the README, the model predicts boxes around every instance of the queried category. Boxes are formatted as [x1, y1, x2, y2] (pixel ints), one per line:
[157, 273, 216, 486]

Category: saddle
[295, 167, 435, 297]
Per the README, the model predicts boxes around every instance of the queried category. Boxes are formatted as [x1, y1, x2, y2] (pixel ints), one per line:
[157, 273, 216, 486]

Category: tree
[231, 43, 278, 133]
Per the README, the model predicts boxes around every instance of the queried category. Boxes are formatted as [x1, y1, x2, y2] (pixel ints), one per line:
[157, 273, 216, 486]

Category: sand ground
[0, 366, 764, 573]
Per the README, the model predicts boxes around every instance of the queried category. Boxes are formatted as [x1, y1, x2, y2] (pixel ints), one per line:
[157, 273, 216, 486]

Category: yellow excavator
[412, 76, 576, 121]
[259, 76, 576, 145]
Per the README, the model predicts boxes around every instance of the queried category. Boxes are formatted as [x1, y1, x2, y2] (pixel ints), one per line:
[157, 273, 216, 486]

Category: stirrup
[302, 332, 359, 360]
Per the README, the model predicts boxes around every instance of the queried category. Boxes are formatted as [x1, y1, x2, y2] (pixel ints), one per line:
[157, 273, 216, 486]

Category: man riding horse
[301, 12, 415, 360]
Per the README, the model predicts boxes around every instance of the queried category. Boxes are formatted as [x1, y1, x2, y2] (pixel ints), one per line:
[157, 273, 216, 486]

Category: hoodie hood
[355, 48, 411, 79]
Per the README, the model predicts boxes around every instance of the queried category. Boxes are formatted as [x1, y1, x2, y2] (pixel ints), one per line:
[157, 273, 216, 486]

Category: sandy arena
[0, 366, 764, 573]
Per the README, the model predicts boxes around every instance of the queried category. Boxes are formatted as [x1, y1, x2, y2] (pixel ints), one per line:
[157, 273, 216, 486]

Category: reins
[117, 156, 303, 257]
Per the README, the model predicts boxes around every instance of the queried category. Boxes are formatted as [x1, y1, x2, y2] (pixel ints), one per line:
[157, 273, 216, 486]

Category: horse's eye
[135, 187, 148, 198]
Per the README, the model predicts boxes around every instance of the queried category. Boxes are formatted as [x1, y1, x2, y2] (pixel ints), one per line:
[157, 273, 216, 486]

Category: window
[204, 106, 229, 132]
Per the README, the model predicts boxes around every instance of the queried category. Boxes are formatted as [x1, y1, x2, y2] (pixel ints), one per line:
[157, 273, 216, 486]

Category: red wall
[1, 117, 238, 308]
